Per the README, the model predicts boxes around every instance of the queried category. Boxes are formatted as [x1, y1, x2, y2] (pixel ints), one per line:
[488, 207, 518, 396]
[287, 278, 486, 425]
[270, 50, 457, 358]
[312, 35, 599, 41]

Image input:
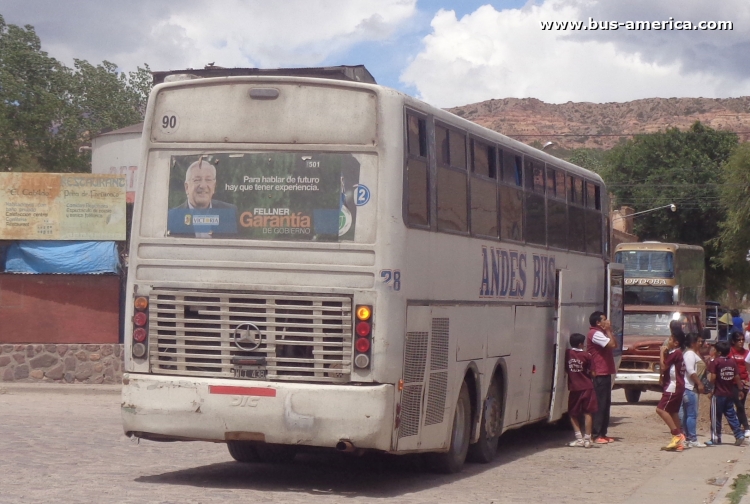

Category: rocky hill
[448, 97, 750, 150]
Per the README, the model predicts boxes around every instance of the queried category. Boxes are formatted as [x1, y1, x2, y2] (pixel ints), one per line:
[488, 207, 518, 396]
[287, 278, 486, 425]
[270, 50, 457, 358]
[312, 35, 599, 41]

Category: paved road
[0, 387, 746, 504]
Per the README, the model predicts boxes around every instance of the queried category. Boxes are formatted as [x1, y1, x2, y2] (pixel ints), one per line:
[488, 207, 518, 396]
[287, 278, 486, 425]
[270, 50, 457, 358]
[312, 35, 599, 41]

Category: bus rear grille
[148, 289, 353, 383]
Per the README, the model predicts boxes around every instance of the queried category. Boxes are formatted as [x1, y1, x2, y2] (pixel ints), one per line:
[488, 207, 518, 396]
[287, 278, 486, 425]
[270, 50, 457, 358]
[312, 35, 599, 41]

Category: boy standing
[566, 333, 598, 448]
[586, 311, 617, 444]
[657, 329, 686, 452]
[708, 341, 746, 446]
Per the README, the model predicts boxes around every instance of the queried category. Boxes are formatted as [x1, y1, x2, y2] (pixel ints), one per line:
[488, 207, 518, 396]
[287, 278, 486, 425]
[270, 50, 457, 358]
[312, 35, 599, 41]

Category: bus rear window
[165, 152, 361, 241]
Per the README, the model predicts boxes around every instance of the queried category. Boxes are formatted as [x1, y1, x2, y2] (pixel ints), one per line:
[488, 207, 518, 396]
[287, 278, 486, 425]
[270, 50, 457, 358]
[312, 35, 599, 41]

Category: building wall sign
[0, 173, 126, 240]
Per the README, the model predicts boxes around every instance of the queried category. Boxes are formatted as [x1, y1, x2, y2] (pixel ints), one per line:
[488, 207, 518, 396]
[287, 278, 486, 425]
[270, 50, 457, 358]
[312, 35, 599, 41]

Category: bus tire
[624, 388, 641, 403]
[254, 443, 297, 464]
[467, 378, 502, 463]
[426, 381, 472, 474]
[227, 441, 258, 463]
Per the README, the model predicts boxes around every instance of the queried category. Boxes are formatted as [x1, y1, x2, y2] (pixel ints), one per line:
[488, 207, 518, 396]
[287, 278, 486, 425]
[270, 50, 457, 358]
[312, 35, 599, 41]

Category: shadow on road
[134, 421, 571, 498]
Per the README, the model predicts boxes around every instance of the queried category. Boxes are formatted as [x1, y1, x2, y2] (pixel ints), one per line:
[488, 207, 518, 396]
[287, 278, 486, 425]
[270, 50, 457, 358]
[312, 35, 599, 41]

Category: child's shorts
[657, 391, 683, 413]
[568, 388, 598, 417]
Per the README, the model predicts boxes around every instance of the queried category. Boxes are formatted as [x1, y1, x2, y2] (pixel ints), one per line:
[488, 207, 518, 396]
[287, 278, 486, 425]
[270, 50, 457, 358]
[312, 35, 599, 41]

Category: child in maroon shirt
[708, 341, 745, 446]
[728, 333, 750, 436]
[657, 329, 686, 451]
[565, 333, 598, 448]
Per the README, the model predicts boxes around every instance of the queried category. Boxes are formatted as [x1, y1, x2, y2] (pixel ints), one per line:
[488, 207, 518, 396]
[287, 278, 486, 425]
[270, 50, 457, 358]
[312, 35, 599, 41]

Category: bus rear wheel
[624, 388, 641, 403]
[467, 378, 502, 463]
[227, 441, 258, 463]
[426, 381, 472, 474]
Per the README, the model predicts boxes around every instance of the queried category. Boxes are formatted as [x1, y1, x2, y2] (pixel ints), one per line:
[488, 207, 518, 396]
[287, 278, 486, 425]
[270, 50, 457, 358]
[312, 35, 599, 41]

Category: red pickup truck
[614, 305, 703, 403]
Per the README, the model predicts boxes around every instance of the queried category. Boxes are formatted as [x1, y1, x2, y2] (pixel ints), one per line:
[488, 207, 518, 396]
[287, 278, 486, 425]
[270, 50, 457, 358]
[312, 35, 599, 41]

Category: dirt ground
[1, 386, 746, 504]
[697, 393, 750, 436]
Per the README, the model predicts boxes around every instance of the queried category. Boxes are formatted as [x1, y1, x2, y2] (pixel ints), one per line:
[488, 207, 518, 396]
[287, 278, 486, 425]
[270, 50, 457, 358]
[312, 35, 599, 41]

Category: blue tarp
[4, 241, 120, 274]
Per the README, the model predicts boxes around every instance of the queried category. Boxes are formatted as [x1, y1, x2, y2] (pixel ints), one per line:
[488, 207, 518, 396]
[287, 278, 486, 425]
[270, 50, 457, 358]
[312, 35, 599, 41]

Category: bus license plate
[232, 366, 267, 380]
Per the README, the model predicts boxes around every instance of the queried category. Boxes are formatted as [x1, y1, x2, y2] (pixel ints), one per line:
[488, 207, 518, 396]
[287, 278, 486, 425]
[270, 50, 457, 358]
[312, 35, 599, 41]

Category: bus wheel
[467, 378, 502, 463]
[254, 443, 297, 464]
[624, 389, 641, 403]
[227, 441, 258, 463]
[426, 381, 471, 474]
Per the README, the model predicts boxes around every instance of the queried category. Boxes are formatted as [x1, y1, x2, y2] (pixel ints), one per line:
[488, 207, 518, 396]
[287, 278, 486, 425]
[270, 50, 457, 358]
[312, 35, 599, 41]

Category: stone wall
[0, 344, 123, 384]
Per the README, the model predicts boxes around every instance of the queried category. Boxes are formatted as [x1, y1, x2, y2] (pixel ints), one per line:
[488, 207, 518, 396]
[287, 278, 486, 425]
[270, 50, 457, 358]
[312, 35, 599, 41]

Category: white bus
[122, 68, 622, 473]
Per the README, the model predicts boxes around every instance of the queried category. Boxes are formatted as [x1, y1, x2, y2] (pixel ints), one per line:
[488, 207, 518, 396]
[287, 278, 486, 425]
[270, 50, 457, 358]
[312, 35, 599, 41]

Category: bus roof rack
[151, 65, 377, 86]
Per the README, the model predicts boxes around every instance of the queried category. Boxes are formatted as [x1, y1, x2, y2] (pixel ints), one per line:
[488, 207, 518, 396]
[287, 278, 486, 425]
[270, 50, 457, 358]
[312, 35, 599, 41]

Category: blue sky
[2, 0, 749, 107]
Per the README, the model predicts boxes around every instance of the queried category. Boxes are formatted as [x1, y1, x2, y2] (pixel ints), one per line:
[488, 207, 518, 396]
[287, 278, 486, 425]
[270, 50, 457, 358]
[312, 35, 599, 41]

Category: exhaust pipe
[336, 440, 355, 452]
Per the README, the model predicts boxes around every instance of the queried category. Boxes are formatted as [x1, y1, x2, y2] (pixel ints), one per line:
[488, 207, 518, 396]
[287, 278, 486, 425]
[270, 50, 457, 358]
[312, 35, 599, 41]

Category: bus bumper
[121, 373, 395, 451]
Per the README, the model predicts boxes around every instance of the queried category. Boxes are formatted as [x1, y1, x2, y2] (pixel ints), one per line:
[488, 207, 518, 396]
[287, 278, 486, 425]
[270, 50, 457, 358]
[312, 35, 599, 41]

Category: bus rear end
[121, 76, 401, 454]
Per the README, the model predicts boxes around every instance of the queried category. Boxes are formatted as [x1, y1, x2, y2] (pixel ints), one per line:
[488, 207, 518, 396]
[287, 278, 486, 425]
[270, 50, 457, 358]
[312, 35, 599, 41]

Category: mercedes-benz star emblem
[232, 322, 263, 351]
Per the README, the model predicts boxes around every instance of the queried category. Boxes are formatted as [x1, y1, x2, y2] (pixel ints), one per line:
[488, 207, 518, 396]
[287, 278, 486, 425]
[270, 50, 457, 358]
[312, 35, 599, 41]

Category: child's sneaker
[594, 437, 610, 445]
[662, 435, 681, 451]
[568, 439, 585, 447]
[687, 440, 706, 448]
[735, 436, 745, 446]
[744, 430, 750, 438]
[583, 439, 592, 449]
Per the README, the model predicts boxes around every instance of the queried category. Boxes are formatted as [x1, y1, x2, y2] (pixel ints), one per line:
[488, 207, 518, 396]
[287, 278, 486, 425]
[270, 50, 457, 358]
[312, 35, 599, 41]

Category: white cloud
[401, 0, 750, 107]
[2, 0, 417, 73]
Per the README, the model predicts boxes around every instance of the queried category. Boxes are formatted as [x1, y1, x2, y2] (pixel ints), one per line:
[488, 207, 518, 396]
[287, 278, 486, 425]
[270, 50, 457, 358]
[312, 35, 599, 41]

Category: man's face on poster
[185, 161, 216, 209]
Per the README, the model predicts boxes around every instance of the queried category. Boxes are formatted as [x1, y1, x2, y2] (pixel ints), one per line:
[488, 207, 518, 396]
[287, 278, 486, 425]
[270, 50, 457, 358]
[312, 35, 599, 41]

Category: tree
[714, 143, 750, 297]
[0, 15, 70, 171]
[0, 15, 152, 173]
[601, 122, 738, 298]
[566, 148, 605, 173]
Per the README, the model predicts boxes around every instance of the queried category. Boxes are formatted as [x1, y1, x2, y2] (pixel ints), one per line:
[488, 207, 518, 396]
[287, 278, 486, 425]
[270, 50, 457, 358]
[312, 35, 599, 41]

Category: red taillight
[356, 337, 371, 353]
[133, 328, 147, 342]
[133, 312, 147, 326]
[354, 304, 373, 370]
[356, 321, 371, 337]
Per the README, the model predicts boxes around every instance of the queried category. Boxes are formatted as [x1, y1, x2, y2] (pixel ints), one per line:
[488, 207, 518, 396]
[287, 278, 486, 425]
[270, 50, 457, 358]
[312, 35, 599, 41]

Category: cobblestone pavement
[0, 387, 746, 504]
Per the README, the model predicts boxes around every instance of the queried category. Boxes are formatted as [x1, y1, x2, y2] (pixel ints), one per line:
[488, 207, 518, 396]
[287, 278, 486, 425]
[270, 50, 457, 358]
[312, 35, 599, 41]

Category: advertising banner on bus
[0, 173, 126, 240]
[166, 153, 360, 241]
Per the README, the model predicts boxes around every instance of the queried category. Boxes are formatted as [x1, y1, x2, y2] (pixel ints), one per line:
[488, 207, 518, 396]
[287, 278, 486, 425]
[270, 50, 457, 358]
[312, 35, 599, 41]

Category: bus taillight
[354, 305, 372, 369]
[132, 296, 149, 359]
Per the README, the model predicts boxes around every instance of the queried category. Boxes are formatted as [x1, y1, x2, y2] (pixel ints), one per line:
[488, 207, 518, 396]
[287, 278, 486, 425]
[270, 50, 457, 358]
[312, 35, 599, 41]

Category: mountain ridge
[448, 96, 750, 150]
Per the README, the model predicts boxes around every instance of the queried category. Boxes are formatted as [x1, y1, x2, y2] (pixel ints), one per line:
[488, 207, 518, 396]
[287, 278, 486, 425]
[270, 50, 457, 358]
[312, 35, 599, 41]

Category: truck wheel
[426, 381, 472, 473]
[227, 441, 258, 463]
[624, 389, 641, 403]
[467, 378, 502, 463]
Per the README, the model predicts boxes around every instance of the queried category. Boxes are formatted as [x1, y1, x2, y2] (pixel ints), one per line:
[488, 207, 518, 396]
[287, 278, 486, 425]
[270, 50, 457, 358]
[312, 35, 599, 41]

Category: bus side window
[585, 209, 602, 255]
[547, 166, 567, 249]
[470, 139, 498, 238]
[437, 124, 468, 233]
[407, 115, 427, 157]
[499, 148, 524, 242]
[584, 181, 603, 255]
[567, 175, 585, 253]
[406, 113, 429, 227]
[524, 157, 546, 246]
[586, 181, 598, 210]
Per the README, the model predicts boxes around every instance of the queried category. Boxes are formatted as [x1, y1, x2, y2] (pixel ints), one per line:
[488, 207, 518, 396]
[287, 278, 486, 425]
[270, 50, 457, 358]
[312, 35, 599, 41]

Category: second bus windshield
[615, 250, 674, 278]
